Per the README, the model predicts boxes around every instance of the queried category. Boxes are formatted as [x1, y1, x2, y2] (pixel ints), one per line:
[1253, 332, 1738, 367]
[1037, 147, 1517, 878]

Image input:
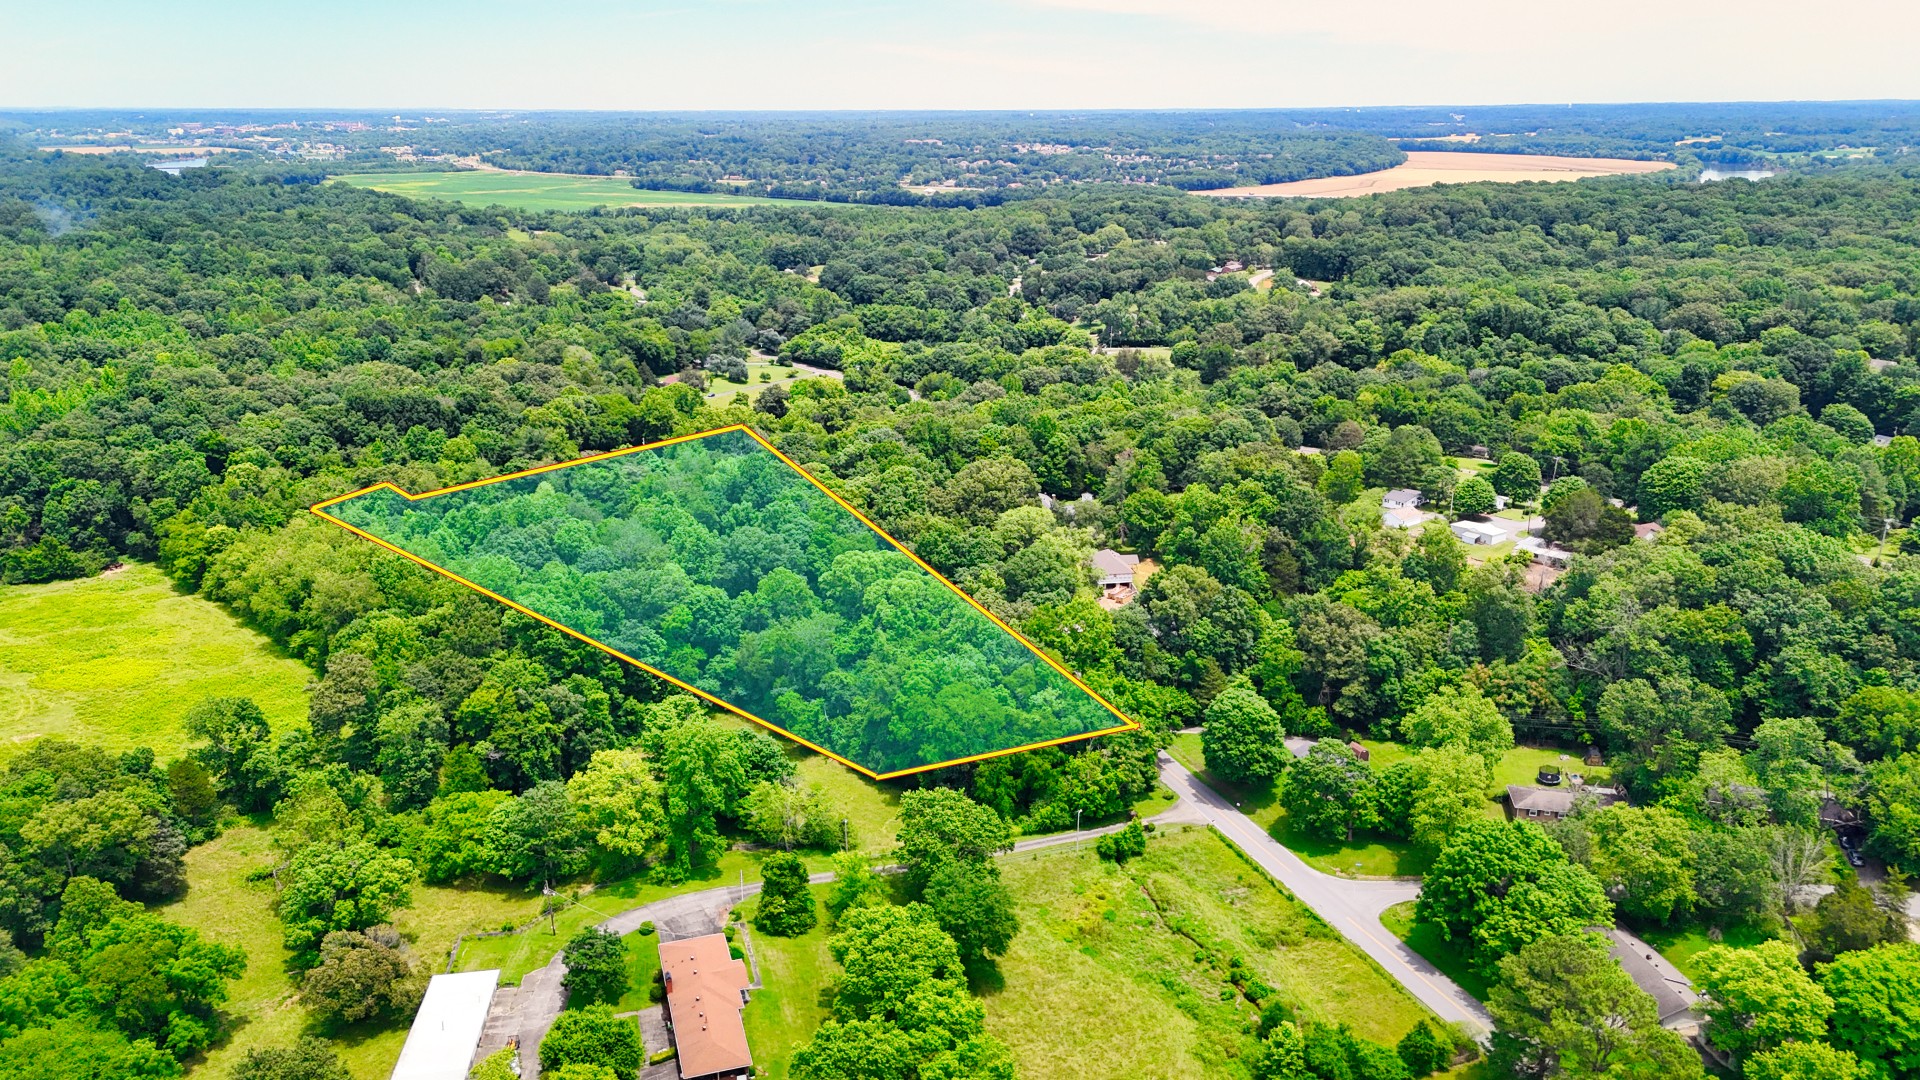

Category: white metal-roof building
[391, 969, 501, 1080]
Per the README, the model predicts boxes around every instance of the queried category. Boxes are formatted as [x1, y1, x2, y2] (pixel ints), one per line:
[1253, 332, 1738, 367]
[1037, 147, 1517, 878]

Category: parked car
[1848, 849, 1866, 867]
[1839, 832, 1860, 851]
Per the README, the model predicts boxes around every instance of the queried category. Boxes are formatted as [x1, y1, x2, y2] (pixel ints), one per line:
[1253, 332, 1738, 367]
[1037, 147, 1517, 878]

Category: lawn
[982, 826, 1432, 1079]
[0, 563, 312, 756]
[449, 849, 762, 985]
[681, 361, 814, 402]
[330, 171, 792, 212]
[1379, 900, 1495, 1002]
[1170, 732, 1416, 877]
[1634, 921, 1781, 984]
[1357, 740, 1604, 817]
[611, 929, 667, 1016]
[160, 825, 308, 1078]
[739, 887, 835, 1080]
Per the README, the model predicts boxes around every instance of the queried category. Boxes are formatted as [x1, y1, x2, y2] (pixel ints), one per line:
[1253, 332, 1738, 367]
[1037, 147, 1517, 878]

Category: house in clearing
[1093, 549, 1152, 609]
[1382, 488, 1423, 510]
[390, 970, 501, 1080]
[661, 933, 754, 1080]
[1092, 548, 1140, 588]
[1506, 782, 1624, 821]
[1382, 505, 1432, 530]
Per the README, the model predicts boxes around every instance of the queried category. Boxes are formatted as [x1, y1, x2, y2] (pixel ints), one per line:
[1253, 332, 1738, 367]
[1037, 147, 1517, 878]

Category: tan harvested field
[1194, 151, 1675, 199]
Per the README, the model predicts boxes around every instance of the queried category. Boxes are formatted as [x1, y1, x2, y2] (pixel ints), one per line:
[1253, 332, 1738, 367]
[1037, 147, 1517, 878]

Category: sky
[5, 0, 1919, 110]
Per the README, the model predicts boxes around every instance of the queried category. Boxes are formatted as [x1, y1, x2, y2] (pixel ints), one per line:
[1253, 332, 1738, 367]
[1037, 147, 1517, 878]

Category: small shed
[390, 970, 501, 1080]
[1347, 741, 1370, 762]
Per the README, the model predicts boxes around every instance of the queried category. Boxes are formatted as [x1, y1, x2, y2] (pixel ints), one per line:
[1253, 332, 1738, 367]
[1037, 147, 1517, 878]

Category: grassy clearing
[982, 826, 1431, 1078]
[1634, 921, 1781, 984]
[330, 172, 791, 212]
[1359, 740, 1605, 816]
[683, 361, 813, 402]
[0, 562, 311, 756]
[739, 887, 835, 1080]
[1379, 900, 1494, 1002]
[710, 710, 901, 857]
[161, 825, 305, 1078]
[1169, 733, 1415, 877]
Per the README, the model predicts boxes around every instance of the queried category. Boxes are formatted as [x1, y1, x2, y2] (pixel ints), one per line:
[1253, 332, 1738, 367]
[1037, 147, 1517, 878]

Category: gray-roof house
[1605, 927, 1699, 1028]
[1091, 549, 1140, 588]
[1382, 489, 1423, 510]
[1507, 783, 1625, 820]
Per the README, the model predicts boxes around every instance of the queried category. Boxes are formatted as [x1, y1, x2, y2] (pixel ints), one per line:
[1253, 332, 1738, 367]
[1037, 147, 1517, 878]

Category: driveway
[1156, 754, 1494, 1038]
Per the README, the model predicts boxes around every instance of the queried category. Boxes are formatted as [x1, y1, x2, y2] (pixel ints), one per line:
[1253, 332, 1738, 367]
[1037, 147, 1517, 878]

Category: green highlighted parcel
[314, 426, 1134, 777]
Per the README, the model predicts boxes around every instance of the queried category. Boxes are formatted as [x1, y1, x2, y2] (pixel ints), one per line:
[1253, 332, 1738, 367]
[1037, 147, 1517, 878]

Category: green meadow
[0, 563, 311, 755]
[330, 171, 792, 212]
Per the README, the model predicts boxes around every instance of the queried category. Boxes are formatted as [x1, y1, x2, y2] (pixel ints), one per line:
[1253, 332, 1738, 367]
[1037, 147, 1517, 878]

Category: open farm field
[982, 827, 1431, 1079]
[0, 563, 311, 755]
[1192, 151, 1676, 198]
[330, 171, 792, 211]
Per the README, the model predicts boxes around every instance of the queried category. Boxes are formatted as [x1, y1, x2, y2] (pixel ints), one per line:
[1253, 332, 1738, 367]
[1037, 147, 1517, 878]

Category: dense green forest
[328, 428, 1124, 774]
[2, 137, 1920, 1077]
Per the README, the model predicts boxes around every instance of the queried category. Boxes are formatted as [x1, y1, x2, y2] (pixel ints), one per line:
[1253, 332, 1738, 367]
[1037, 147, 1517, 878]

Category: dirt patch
[1192, 151, 1675, 199]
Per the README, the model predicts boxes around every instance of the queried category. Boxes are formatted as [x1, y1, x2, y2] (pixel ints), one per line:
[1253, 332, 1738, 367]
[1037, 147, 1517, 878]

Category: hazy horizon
[5, 0, 1917, 112]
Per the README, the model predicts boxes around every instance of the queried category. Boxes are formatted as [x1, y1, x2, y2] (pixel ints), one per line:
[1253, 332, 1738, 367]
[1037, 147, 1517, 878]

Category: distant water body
[149, 158, 209, 176]
[1698, 167, 1777, 182]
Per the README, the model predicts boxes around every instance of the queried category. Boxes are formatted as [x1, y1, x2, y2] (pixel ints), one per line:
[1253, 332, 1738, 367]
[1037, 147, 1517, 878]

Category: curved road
[1156, 753, 1492, 1038]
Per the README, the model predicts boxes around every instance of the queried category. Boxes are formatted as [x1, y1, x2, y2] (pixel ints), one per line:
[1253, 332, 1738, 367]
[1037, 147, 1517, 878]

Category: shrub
[1095, 820, 1148, 863]
[539, 1005, 642, 1077]
[755, 850, 818, 936]
[560, 927, 629, 1006]
[1397, 1020, 1451, 1076]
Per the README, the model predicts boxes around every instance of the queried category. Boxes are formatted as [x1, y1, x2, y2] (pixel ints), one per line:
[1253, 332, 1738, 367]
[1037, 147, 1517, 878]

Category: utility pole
[842, 817, 849, 853]
[1075, 809, 1083, 855]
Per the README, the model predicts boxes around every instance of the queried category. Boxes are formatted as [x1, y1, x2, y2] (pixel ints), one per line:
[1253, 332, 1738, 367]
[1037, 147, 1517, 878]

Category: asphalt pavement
[1156, 753, 1494, 1038]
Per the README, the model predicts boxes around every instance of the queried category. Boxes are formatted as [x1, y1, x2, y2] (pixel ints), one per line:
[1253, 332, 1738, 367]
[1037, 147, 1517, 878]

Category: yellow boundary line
[310, 423, 1139, 780]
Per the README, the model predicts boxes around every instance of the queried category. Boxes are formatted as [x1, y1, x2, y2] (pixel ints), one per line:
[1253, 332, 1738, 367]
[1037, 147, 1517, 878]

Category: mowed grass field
[331, 171, 792, 212]
[983, 827, 1431, 1079]
[0, 563, 311, 755]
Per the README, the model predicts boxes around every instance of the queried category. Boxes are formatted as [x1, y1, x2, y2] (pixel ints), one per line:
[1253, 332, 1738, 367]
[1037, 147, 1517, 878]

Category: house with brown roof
[660, 934, 753, 1080]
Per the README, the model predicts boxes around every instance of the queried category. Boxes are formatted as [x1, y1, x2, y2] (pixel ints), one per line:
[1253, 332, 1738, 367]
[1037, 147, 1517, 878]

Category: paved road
[1156, 753, 1494, 1038]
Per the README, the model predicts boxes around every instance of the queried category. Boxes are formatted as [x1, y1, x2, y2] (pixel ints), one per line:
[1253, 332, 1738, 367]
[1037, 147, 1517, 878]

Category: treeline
[350, 112, 1406, 197]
